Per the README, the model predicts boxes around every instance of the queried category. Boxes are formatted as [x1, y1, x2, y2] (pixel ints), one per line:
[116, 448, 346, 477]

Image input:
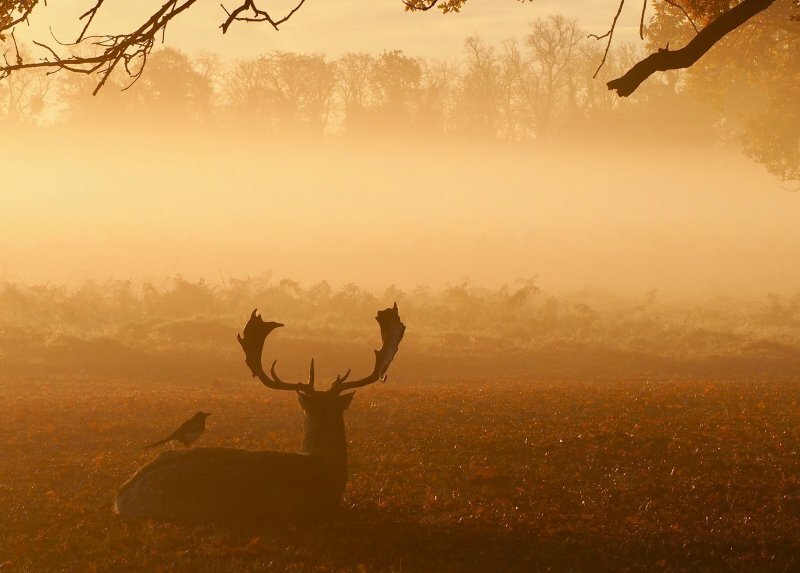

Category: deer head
[237, 303, 406, 458]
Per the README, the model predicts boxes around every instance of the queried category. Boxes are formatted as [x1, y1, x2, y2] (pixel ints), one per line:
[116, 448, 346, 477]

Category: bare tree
[0, 38, 49, 125]
[130, 47, 213, 124]
[495, 37, 548, 141]
[456, 35, 502, 137]
[417, 57, 458, 136]
[224, 52, 335, 133]
[335, 52, 374, 133]
[114, 304, 405, 520]
[574, 41, 643, 116]
[369, 50, 422, 132]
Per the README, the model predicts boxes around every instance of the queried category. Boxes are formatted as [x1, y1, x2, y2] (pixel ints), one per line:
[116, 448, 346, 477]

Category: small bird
[143, 412, 211, 449]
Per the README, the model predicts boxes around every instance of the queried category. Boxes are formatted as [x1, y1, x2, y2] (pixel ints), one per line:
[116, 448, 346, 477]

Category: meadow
[3, 377, 800, 572]
[2, 277, 800, 571]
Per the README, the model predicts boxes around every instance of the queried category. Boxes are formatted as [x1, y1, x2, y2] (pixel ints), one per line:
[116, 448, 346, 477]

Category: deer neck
[300, 411, 348, 469]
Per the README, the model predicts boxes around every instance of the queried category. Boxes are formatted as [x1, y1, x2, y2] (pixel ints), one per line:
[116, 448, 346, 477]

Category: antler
[331, 303, 406, 394]
[238, 304, 405, 395]
[237, 309, 314, 393]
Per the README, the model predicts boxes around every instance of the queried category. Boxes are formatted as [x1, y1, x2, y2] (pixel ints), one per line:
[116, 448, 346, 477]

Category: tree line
[1, 8, 797, 180]
[1, 16, 638, 137]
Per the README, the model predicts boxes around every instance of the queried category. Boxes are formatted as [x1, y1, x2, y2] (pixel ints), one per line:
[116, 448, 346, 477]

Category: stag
[114, 304, 405, 520]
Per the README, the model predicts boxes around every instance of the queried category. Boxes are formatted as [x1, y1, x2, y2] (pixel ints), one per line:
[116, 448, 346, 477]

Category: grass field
[2, 376, 800, 572]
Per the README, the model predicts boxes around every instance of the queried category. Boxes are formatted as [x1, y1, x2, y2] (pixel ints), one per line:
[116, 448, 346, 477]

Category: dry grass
[2, 375, 800, 572]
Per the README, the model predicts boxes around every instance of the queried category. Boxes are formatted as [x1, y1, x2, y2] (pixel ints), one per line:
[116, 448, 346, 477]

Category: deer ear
[297, 392, 311, 410]
[340, 393, 355, 409]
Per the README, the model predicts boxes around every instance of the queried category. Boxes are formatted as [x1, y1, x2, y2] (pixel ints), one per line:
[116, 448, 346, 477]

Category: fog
[1, 131, 796, 301]
[5, 2, 800, 570]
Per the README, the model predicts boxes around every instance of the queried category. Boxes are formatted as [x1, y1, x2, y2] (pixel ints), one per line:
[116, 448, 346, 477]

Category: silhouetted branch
[0, 0, 310, 93]
[220, 0, 307, 32]
[77, 0, 106, 42]
[0, 0, 200, 93]
[403, 0, 509, 14]
[2, 0, 39, 34]
[639, 0, 647, 40]
[0, 0, 786, 99]
[7, 29, 21, 65]
[589, 0, 625, 78]
[403, 0, 440, 11]
[608, 0, 777, 96]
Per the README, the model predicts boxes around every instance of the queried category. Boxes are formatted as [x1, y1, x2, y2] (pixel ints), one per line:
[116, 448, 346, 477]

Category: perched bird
[143, 412, 211, 449]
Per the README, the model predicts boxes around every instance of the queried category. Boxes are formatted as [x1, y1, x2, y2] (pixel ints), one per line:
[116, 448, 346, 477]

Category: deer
[114, 304, 405, 520]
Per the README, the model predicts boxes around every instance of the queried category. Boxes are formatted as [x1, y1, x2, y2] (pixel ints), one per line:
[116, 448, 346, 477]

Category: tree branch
[0, 0, 308, 93]
[588, 0, 625, 78]
[639, 0, 647, 40]
[607, 0, 777, 96]
[2, 0, 40, 34]
[220, 0, 307, 33]
[77, 0, 106, 42]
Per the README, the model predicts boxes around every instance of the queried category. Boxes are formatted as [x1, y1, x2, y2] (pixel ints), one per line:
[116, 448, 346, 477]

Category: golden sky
[20, 0, 645, 59]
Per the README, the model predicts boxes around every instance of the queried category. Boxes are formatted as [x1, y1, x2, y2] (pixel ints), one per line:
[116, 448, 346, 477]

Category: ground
[2, 376, 800, 572]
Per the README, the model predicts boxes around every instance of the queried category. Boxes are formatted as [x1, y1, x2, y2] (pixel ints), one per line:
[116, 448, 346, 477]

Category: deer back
[114, 447, 343, 520]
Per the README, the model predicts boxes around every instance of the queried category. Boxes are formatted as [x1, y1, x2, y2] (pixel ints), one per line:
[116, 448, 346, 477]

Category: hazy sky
[19, 0, 646, 59]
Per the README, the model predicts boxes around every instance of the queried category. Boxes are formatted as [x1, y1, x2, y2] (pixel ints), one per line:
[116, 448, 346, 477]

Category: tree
[526, 15, 583, 135]
[647, 0, 799, 181]
[417, 57, 458, 136]
[455, 36, 503, 138]
[224, 52, 335, 133]
[335, 52, 374, 134]
[130, 47, 213, 124]
[1, 0, 796, 99]
[0, 39, 48, 125]
[405, 0, 797, 95]
[369, 50, 422, 132]
[58, 46, 212, 127]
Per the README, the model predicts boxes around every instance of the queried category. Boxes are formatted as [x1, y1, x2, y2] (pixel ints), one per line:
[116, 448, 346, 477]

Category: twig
[0, 0, 200, 94]
[663, 0, 699, 33]
[78, 0, 105, 42]
[639, 0, 647, 40]
[589, 0, 626, 78]
[10, 29, 22, 65]
[220, 0, 307, 33]
[0, 0, 311, 94]
[403, 0, 440, 11]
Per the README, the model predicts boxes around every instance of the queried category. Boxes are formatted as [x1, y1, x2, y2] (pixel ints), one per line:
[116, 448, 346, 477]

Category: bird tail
[142, 435, 172, 449]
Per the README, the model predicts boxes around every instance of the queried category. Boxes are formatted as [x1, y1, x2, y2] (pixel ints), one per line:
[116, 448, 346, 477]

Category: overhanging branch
[0, 0, 786, 98]
[0, 0, 308, 93]
[220, 0, 307, 33]
[607, 0, 777, 96]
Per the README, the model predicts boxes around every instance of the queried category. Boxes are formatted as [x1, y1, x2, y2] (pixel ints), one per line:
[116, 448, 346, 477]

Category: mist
[4, 1, 800, 570]
[2, 130, 796, 301]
